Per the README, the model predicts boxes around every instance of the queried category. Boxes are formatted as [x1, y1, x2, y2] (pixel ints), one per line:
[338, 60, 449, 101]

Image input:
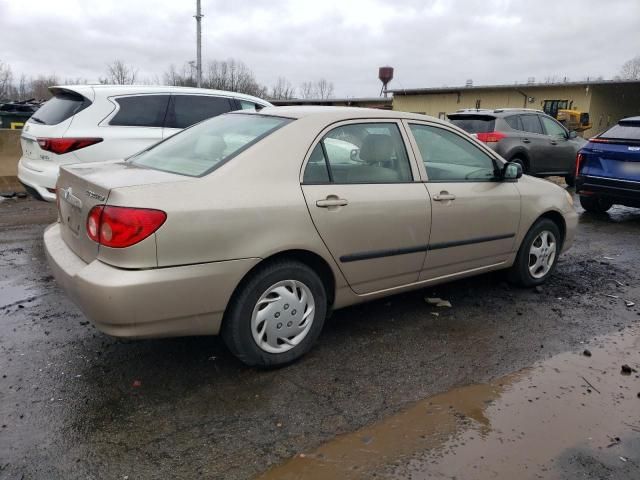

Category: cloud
[2, 0, 639, 97]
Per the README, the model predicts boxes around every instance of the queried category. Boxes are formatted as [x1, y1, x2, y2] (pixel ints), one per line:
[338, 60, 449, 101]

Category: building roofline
[270, 97, 392, 105]
[389, 79, 640, 95]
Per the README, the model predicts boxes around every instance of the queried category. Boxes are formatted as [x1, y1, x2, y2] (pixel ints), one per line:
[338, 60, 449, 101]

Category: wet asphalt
[1, 190, 639, 479]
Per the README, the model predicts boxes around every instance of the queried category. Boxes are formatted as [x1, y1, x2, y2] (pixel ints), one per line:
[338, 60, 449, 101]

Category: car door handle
[316, 197, 348, 208]
[522, 138, 531, 144]
[433, 193, 456, 201]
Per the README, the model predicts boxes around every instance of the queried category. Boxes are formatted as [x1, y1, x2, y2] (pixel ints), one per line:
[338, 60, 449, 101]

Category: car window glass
[110, 95, 170, 127]
[504, 115, 522, 131]
[131, 113, 291, 177]
[448, 116, 495, 133]
[238, 100, 262, 110]
[318, 123, 412, 184]
[540, 116, 567, 138]
[166, 95, 233, 129]
[600, 123, 640, 141]
[30, 92, 88, 125]
[520, 115, 544, 134]
[409, 124, 497, 182]
[302, 144, 331, 183]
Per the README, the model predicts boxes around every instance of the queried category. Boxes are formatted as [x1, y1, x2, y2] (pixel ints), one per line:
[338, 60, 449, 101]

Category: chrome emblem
[628, 146, 640, 151]
[86, 190, 106, 201]
[60, 187, 83, 210]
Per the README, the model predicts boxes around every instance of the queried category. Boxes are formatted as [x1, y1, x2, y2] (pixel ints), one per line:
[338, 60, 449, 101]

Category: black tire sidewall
[579, 195, 612, 213]
[222, 261, 327, 367]
[510, 219, 562, 287]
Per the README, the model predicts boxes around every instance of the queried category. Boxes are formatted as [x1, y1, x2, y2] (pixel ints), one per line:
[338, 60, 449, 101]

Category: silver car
[45, 107, 577, 366]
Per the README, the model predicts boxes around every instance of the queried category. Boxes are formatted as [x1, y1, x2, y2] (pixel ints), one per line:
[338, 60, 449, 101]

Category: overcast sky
[2, 0, 640, 97]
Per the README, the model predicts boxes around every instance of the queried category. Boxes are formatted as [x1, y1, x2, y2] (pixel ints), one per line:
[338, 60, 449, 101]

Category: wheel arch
[536, 210, 566, 246]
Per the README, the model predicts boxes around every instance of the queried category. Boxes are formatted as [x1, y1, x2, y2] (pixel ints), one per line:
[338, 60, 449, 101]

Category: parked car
[576, 116, 640, 212]
[448, 108, 586, 186]
[44, 107, 577, 367]
[17, 85, 272, 202]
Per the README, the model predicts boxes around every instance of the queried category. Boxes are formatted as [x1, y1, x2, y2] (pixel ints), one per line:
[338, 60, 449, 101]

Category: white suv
[18, 85, 272, 201]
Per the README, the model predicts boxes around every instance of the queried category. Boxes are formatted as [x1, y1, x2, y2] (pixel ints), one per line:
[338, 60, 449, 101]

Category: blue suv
[576, 117, 640, 213]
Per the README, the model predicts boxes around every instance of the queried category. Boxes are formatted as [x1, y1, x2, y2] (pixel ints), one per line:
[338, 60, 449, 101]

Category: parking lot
[1, 190, 639, 479]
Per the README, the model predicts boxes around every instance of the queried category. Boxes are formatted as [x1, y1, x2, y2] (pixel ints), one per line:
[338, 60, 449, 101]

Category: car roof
[50, 84, 272, 106]
[450, 108, 544, 116]
[249, 105, 446, 123]
[620, 116, 640, 123]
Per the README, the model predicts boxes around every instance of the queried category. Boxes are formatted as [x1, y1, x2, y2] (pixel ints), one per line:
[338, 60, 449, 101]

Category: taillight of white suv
[37, 137, 103, 155]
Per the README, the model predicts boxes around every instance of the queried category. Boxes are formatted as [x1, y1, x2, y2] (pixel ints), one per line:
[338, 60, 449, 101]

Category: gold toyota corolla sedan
[45, 107, 577, 366]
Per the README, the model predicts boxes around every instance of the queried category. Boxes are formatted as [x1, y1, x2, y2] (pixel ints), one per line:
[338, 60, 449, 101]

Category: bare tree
[0, 61, 13, 101]
[29, 75, 59, 100]
[299, 81, 315, 99]
[620, 55, 640, 80]
[298, 79, 335, 99]
[270, 77, 295, 100]
[316, 78, 334, 99]
[204, 59, 267, 97]
[103, 60, 138, 85]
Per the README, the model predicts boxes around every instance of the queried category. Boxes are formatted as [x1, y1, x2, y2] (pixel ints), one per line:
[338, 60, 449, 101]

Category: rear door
[162, 94, 235, 138]
[301, 120, 430, 294]
[104, 94, 170, 158]
[405, 121, 520, 280]
[540, 115, 575, 173]
[519, 114, 554, 173]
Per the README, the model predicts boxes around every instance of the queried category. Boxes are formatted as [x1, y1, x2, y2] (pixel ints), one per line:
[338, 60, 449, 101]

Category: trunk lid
[581, 143, 640, 182]
[57, 161, 188, 263]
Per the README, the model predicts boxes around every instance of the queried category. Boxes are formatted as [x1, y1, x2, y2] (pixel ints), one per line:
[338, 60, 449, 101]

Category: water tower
[379, 66, 394, 97]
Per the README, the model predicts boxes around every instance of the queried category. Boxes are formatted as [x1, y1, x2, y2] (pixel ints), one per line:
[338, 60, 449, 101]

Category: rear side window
[110, 95, 170, 127]
[131, 113, 291, 177]
[600, 121, 640, 141]
[504, 115, 522, 130]
[520, 115, 544, 134]
[165, 95, 234, 129]
[30, 92, 89, 125]
[238, 100, 265, 111]
[448, 115, 496, 133]
[303, 123, 413, 184]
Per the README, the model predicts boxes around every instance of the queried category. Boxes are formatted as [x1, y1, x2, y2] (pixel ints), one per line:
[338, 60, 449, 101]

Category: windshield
[131, 113, 292, 176]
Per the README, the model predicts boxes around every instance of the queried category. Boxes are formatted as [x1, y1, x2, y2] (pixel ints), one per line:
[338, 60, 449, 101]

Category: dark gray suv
[448, 108, 587, 186]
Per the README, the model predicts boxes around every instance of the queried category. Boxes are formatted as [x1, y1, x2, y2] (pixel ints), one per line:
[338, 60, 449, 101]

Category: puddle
[257, 325, 640, 479]
[0, 279, 39, 309]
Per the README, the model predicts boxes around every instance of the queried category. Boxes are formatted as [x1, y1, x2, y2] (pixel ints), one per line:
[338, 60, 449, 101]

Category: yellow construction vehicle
[543, 99, 592, 132]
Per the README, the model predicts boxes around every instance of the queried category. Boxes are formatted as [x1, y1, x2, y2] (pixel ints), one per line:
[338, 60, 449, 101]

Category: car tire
[221, 260, 327, 368]
[511, 157, 527, 174]
[508, 218, 562, 287]
[564, 174, 576, 187]
[579, 195, 612, 213]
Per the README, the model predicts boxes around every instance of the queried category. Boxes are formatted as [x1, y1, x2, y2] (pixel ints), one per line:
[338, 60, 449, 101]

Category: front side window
[302, 122, 413, 184]
[540, 116, 567, 139]
[131, 113, 291, 176]
[110, 95, 170, 127]
[409, 124, 497, 182]
[520, 114, 544, 134]
[165, 95, 233, 129]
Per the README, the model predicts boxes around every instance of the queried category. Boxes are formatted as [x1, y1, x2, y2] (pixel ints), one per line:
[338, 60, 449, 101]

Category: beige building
[390, 79, 640, 137]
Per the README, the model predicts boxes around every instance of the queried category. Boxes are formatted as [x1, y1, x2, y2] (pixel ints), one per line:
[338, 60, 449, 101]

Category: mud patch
[259, 325, 640, 480]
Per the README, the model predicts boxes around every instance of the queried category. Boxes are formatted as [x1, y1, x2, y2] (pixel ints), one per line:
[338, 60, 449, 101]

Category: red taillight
[86, 206, 166, 248]
[37, 137, 103, 155]
[575, 152, 584, 177]
[476, 131, 507, 143]
[588, 137, 609, 144]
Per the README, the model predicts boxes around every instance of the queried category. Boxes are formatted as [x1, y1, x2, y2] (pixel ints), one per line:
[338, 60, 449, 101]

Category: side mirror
[568, 130, 577, 139]
[503, 162, 523, 181]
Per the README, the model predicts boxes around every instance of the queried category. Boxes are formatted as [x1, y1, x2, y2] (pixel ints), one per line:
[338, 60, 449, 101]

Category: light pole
[195, 0, 203, 87]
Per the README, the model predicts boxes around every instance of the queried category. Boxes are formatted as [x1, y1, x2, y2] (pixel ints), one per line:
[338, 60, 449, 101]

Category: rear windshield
[29, 91, 88, 125]
[131, 113, 292, 177]
[448, 115, 496, 133]
[600, 122, 640, 141]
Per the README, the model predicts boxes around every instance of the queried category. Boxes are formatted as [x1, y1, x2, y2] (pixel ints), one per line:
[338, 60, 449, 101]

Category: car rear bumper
[576, 175, 640, 207]
[18, 156, 58, 202]
[44, 223, 260, 338]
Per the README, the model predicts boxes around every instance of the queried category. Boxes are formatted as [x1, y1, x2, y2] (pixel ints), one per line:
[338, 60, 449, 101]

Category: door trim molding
[339, 233, 515, 263]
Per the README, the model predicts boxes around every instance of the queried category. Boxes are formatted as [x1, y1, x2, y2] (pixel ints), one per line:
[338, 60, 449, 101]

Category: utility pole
[195, 0, 203, 87]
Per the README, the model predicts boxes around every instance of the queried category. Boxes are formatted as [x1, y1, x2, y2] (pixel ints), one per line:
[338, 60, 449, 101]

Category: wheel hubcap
[251, 280, 315, 354]
[528, 230, 557, 279]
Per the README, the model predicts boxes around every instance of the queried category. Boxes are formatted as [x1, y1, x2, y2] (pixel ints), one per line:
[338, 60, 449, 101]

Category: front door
[540, 115, 576, 173]
[301, 121, 431, 294]
[406, 122, 521, 280]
